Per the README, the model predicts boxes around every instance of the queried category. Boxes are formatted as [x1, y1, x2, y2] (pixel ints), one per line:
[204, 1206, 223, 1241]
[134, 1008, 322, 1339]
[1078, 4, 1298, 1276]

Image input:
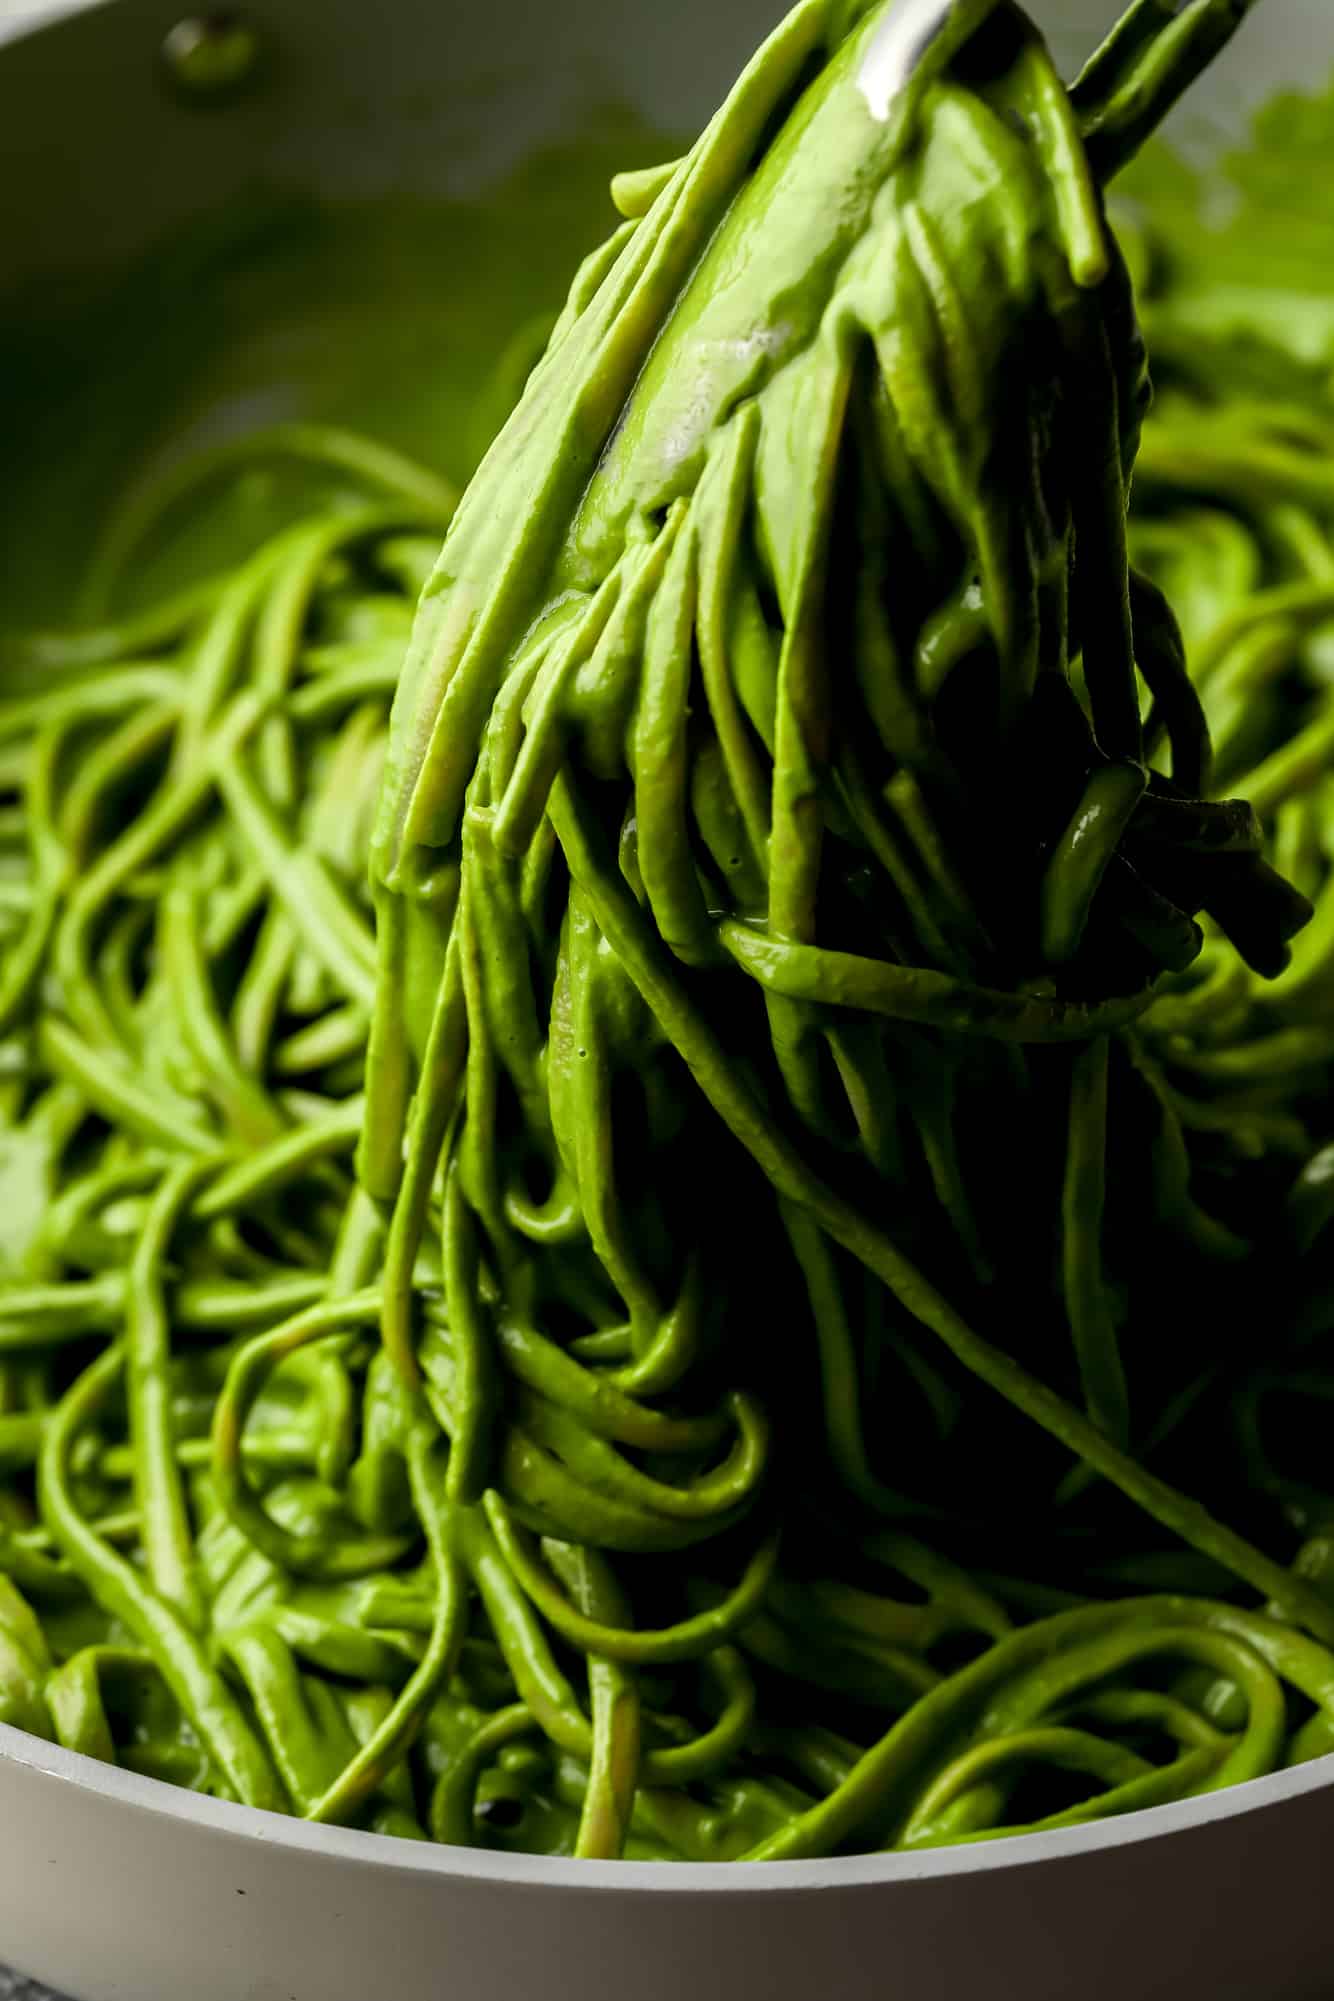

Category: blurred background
[2, 0, 1328, 634]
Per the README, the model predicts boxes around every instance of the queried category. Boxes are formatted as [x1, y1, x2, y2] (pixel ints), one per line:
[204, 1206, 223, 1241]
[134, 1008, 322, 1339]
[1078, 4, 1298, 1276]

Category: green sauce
[0, 113, 672, 627]
[3, 0, 1334, 1866]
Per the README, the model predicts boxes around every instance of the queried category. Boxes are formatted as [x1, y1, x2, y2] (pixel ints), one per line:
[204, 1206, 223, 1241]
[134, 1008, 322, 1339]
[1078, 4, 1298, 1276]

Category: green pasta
[3, 0, 1334, 1865]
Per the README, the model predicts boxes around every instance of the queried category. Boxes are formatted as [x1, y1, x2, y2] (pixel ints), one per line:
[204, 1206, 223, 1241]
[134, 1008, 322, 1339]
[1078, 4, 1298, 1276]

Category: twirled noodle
[6, 0, 1334, 1864]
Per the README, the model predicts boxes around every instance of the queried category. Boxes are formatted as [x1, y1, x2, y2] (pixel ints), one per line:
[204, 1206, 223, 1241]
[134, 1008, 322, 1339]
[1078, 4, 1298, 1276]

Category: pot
[1, 3, 1332, 1997]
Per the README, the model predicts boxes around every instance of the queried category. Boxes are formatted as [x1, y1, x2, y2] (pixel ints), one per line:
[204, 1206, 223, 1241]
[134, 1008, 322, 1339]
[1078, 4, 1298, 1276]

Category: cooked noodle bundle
[6, 0, 1334, 1863]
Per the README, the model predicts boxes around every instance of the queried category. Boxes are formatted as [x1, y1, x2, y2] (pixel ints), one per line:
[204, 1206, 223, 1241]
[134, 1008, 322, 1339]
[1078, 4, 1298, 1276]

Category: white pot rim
[5, 1718, 1332, 1895]
[0, 0, 104, 47]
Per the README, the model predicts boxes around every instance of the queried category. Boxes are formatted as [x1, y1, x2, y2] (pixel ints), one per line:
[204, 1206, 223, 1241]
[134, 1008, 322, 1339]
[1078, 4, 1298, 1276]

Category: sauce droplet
[161, 11, 263, 103]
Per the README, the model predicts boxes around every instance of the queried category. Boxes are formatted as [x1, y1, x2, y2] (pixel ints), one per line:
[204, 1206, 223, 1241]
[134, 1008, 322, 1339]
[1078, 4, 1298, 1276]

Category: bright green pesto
[3, 0, 1334, 1864]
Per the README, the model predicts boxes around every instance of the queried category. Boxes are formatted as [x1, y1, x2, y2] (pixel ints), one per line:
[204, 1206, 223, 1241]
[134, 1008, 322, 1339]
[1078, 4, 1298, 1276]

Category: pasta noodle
[3, 0, 1334, 1864]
